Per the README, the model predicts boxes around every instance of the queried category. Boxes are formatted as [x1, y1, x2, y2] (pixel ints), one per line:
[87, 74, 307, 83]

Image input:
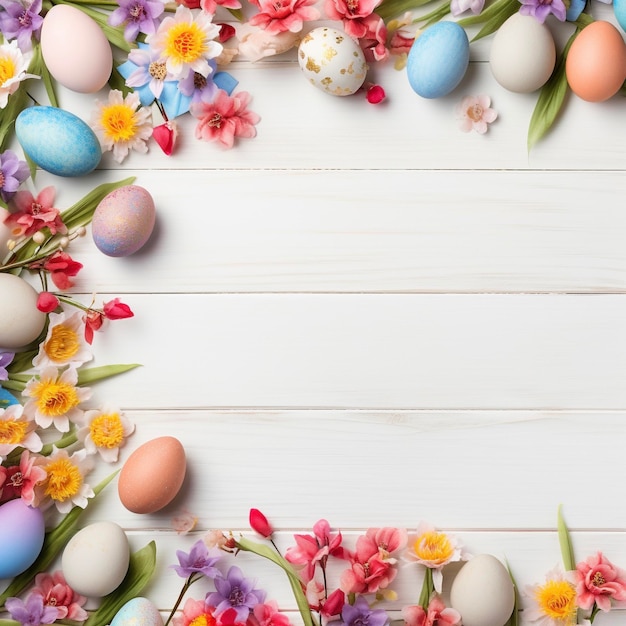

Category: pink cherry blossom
[456, 95, 497, 134]
[200, 0, 241, 14]
[30, 571, 88, 622]
[5, 186, 66, 239]
[251, 600, 292, 626]
[574, 552, 626, 612]
[248, 0, 319, 34]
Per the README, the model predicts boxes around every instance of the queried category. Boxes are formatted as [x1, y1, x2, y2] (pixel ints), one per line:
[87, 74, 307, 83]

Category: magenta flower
[574, 552, 626, 613]
[249, 508, 274, 538]
[5, 594, 59, 626]
[172, 539, 222, 578]
[338, 596, 389, 626]
[207, 565, 266, 622]
[518, 0, 566, 22]
[109, 0, 166, 41]
[0, 0, 43, 51]
[0, 150, 29, 203]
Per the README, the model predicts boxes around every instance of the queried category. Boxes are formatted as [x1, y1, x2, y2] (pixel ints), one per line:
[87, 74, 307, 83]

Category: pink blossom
[354, 14, 388, 62]
[31, 570, 88, 622]
[5, 186, 66, 239]
[340, 553, 397, 594]
[575, 552, 626, 612]
[238, 27, 299, 61]
[402, 597, 461, 626]
[0, 450, 47, 506]
[191, 90, 260, 149]
[388, 29, 414, 56]
[200, 0, 241, 14]
[251, 600, 291, 626]
[248, 0, 319, 34]
[456, 95, 497, 134]
[320, 588, 345, 617]
[103, 298, 134, 320]
[173, 597, 216, 626]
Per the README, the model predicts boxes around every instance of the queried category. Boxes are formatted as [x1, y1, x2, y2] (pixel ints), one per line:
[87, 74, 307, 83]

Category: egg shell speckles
[0, 499, 45, 578]
[111, 597, 164, 626]
[298, 27, 367, 96]
[92, 185, 156, 257]
[118, 436, 187, 514]
[41, 4, 113, 93]
[407, 22, 469, 99]
[16, 106, 101, 177]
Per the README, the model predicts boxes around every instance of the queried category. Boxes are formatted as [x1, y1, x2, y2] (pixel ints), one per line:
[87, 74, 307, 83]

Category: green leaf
[527, 31, 576, 150]
[0, 620, 21, 626]
[457, 0, 516, 26]
[235, 536, 318, 626]
[416, 1, 452, 27]
[77, 363, 142, 386]
[0, 471, 118, 608]
[84, 541, 157, 626]
[557, 504, 575, 571]
[375, 0, 441, 22]
[470, 0, 518, 40]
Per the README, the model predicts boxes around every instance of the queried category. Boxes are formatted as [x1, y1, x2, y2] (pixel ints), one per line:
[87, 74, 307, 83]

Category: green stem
[163, 573, 203, 626]
[418, 567, 433, 608]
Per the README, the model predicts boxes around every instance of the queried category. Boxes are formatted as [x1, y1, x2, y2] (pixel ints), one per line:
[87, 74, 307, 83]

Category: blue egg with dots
[406, 22, 470, 98]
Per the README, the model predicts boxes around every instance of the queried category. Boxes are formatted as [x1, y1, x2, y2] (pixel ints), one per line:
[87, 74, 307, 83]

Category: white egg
[0, 274, 47, 350]
[449, 554, 516, 626]
[62, 521, 130, 597]
[298, 27, 367, 96]
[489, 13, 556, 93]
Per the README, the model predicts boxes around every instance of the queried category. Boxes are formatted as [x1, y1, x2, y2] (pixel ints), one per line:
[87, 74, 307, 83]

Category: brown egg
[118, 436, 186, 514]
[566, 21, 626, 102]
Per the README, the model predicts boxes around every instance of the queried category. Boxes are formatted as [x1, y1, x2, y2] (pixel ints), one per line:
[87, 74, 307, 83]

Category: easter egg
[118, 436, 187, 514]
[298, 27, 367, 96]
[566, 21, 626, 102]
[407, 22, 469, 98]
[91, 185, 156, 257]
[615, 0, 626, 33]
[111, 597, 164, 626]
[490, 13, 556, 93]
[450, 554, 515, 626]
[62, 521, 130, 597]
[0, 274, 46, 350]
[16, 106, 101, 177]
[0, 499, 45, 578]
[40, 4, 113, 93]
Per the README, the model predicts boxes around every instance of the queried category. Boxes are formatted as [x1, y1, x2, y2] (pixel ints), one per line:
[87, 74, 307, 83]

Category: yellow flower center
[165, 22, 207, 64]
[413, 531, 454, 565]
[0, 56, 16, 86]
[100, 104, 138, 142]
[33, 379, 80, 417]
[89, 413, 125, 449]
[44, 457, 82, 502]
[0, 419, 27, 444]
[535, 580, 577, 622]
[44, 325, 80, 363]
[190, 613, 215, 626]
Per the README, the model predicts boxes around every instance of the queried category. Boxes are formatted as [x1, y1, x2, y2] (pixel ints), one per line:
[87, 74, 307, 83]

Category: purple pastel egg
[92, 185, 156, 257]
[0, 499, 45, 578]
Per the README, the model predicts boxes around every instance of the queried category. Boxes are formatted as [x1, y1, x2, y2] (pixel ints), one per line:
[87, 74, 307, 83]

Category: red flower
[217, 23, 236, 42]
[249, 508, 273, 538]
[153, 121, 178, 156]
[36, 291, 59, 313]
[103, 298, 134, 320]
[40, 251, 83, 290]
[83, 310, 104, 345]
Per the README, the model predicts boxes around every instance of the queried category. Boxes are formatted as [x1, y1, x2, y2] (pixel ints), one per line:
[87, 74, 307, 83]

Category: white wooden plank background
[4, 9, 626, 624]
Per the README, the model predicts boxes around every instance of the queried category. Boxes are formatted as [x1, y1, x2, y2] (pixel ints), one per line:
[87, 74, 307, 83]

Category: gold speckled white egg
[298, 27, 367, 96]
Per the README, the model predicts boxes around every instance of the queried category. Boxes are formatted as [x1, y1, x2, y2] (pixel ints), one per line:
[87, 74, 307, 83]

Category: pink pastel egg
[92, 185, 156, 257]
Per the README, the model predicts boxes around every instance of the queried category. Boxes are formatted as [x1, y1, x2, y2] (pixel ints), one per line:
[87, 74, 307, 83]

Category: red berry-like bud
[249, 508, 273, 538]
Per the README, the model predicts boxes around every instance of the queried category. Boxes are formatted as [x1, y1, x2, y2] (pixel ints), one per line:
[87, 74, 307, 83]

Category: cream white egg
[298, 27, 367, 96]
[0, 274, 46, 350]
[450, 554, 516, 626]
[489, 13, 556, 93]
[62, 521, 130, 597]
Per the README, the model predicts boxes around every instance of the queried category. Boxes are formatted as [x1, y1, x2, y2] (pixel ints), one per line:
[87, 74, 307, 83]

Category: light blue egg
[15, 106, 101, 177]
[0, 499, 45, 578]
[406, 22, 470, 98]
[614, 0, 626, 33]
[111, 597, 163, 626]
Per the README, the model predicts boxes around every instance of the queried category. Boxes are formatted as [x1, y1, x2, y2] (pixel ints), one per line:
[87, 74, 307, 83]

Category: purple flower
[207, 565, 266, 622]
[337, 596, 389, 626]
[5, 594, 59, 626]
[0, 351, 14, 380]
[177, 66, 219, 105]
[172, 539, 221, 579]
[109, 0, 166, 42]
[0, 0, 43, 51]
[518, 0, 566, 23]
[0, 150, 29, 203]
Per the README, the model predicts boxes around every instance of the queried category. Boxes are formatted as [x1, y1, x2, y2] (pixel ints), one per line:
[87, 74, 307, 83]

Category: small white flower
[0, 40, 39, 109]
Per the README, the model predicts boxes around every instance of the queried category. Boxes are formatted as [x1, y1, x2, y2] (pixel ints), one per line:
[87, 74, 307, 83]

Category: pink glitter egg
[92, 185, 156, 257]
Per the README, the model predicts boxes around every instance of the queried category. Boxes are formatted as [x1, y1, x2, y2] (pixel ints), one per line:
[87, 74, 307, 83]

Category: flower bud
[32, 231, 46, 244]
[36, 291, 59, 313]
[249, 508, 273, 538]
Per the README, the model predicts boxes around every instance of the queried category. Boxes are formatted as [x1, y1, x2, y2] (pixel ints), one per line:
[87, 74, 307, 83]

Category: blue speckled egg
[111, 597, 163, 626]
[406, 22, 470, 98]
[92, 185, 156, 257]
[614, 0, 626, 33]
[15, 106, 101, 177]
[0, 499, 45, 578]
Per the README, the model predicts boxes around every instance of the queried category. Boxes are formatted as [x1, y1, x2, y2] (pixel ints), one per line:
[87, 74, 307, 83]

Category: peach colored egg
[40, 4, 113, 93]
[565, 21, 626, 102]
[118, 437, 187, 514]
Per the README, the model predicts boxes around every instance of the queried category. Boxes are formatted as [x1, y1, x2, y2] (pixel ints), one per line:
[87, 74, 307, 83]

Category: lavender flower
[172, 539, 221, 578]
[0, 0, 43, 51]
[5, 594, 59, 626]
[207, 565, 266, 622]
[109, 0, 166, 42]
[518, 0, 566, 23]
[0, 351, 14, 380]
[0, 150, 29, 203]
[338, 596, 390, 626]
[177, 68, 220, 105]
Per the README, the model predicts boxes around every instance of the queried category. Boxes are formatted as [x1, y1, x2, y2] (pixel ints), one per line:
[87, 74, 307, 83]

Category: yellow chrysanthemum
[412, 530, 455, 566]
[32, 378, 80, 418]
[89, 412, 125, 449]
[0, 55, 16, 86]
[164, 21, 208, 65]
[0, 419, 27, 445]
[44, 457, 83, 503]
[534, 579, 577, 623]
[100, 103, 139, 143]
